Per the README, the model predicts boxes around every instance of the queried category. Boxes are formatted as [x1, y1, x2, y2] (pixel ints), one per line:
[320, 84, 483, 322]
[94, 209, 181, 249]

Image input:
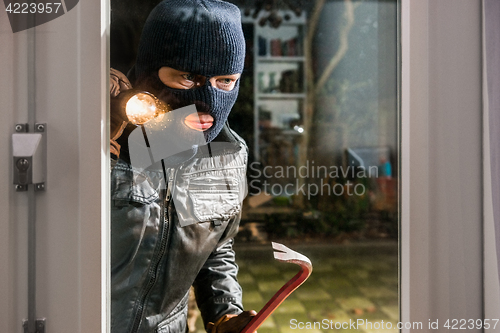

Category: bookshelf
[243, 10, 307, 168]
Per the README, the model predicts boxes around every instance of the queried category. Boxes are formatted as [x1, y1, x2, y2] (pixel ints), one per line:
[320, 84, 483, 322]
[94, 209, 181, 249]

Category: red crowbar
[240, 242, 313, 333]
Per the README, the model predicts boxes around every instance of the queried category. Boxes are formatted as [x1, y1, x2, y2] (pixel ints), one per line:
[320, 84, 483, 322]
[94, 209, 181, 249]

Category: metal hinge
[23, 318, 45, 333]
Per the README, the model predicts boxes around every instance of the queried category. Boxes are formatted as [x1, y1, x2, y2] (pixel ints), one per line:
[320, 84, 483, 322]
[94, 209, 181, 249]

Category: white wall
[0, 1, 108, 332]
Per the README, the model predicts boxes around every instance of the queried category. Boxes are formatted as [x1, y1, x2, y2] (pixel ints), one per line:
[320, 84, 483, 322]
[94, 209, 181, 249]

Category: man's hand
[207, 310, 257, 333]
[110, 68, 132, 97]
[110, 68, 133, 157]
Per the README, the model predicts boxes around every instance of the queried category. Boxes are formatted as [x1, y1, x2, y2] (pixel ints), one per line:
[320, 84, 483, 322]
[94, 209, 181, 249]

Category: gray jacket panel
[111, 129, 247, 333]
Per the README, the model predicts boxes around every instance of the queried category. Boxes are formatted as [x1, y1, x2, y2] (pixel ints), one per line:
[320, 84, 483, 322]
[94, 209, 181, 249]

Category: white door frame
[0, 1, 109, 332]
[401, 0, 490, 331]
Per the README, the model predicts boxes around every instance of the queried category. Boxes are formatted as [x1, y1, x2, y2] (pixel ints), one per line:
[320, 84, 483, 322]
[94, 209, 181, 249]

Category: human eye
[179, 73, 196, 89]
[215, 77, 236, 91]
[158, 67, 199, 90]
[182, 73, 195, 81]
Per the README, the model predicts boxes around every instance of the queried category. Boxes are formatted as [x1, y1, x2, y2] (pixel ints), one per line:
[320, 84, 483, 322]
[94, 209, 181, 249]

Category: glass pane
[110, 0, 398, 332]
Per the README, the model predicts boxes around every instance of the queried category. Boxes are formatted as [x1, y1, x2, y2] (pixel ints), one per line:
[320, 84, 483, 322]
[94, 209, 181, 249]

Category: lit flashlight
[114, 91, 171, 125]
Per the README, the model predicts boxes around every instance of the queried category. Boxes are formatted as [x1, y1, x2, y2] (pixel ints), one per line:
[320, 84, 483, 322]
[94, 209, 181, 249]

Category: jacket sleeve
[193, 216, 244, 328]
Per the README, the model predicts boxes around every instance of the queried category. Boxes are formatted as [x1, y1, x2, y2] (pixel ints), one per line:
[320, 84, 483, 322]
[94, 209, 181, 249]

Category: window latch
[12, 123, 47, 191]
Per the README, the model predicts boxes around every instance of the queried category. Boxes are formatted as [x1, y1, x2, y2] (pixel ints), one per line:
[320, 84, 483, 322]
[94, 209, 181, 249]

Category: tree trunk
[295, 0, 356, 208]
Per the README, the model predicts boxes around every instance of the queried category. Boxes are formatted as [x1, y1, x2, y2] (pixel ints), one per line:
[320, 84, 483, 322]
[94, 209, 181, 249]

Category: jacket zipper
[129, 168, 175, 333]
[166, 169, 174, 201]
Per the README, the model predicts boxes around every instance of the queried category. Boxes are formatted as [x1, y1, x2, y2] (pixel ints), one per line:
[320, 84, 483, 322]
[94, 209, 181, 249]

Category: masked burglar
[109, 0, 256, 332]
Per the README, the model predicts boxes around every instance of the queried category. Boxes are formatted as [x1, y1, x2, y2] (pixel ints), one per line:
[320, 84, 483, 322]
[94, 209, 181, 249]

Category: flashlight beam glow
[126, 93, 159, 125]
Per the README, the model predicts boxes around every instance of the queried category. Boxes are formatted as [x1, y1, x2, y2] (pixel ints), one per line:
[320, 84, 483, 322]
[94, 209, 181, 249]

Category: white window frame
[401, 1, 497, 332]
[2, 0, 497, 331]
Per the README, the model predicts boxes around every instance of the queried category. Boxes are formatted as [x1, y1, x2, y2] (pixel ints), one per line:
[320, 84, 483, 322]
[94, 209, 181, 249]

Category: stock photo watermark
[289, 318, 500, 330]
[3, 0, 80, 33]
[249, 160, 381, 200]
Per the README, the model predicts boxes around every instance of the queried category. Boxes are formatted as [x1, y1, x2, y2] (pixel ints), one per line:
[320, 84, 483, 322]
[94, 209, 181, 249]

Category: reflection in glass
[232, 1, 399, 332]
[110, 0, 399, 331]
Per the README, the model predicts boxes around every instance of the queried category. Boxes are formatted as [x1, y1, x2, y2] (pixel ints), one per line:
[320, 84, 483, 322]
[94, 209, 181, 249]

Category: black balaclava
[134, 0, 246, 143]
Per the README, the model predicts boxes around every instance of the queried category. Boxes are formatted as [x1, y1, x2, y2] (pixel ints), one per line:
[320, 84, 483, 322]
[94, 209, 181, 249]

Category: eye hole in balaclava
[133, 0, 246, 143]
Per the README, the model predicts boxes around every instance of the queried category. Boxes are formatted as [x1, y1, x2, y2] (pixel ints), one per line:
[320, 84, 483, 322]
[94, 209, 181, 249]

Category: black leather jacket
[111, 126, 248, 333]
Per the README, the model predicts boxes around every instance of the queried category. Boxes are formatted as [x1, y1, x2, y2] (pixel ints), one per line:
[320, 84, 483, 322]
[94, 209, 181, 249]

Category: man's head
[134, 0, 246, 142]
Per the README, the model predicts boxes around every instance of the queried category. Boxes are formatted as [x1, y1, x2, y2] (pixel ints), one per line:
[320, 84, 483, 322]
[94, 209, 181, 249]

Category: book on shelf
[279, 69, 303, 93]
[286, 38, 297, 56]
[260, 37, 304, 57]
[270, 39, 282, 56]
[258, 36, 267, 56]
